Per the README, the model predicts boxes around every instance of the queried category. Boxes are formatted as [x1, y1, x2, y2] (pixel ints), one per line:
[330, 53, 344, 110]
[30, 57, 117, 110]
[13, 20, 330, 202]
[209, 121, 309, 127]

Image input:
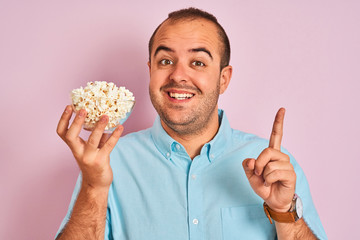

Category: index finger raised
[268, 107, 285, 151]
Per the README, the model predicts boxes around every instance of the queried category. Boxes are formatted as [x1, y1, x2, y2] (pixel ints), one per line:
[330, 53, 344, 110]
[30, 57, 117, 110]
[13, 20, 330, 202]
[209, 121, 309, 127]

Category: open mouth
[168, 92, 194, 100]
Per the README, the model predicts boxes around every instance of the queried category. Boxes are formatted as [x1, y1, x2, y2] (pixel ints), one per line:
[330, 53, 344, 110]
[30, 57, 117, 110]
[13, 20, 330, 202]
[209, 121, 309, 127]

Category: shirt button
[192, 219, 199, 225]
[210, 154, 215, 159]
[176, 144, 181, 150]
[166, 152, 170, 158]
[191, 174, 196, 180]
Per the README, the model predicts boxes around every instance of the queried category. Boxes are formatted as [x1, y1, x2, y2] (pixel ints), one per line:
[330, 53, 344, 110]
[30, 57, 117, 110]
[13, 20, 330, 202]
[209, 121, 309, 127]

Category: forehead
[151, 18, 221, 58]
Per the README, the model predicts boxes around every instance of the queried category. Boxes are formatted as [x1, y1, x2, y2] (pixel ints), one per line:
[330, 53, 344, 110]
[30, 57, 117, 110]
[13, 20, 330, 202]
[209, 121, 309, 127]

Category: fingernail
[264, 182, 269, 187]
[79, 110, 86, 117]
[65, 105, 71, 113]
[115, 126, 123, 132]
[100, 116, 108, 123]
[255, 170, 260, 176]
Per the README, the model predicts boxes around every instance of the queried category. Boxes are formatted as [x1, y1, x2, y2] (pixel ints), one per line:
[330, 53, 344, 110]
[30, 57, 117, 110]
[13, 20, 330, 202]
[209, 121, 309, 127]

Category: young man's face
[148, 18, 232, 135]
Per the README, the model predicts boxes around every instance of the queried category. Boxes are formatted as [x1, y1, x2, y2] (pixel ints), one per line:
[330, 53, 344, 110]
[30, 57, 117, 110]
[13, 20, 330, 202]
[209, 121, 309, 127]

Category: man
[55, 8, 327, 240]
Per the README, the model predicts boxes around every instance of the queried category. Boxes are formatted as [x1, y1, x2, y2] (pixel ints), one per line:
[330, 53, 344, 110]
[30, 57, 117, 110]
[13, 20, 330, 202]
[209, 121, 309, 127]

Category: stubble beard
[149, 81, 220, 137]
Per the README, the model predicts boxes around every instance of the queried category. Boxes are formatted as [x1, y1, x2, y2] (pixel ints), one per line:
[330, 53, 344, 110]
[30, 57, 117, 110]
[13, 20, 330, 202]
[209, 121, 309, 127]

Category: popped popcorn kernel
[71, 81, 135, 131]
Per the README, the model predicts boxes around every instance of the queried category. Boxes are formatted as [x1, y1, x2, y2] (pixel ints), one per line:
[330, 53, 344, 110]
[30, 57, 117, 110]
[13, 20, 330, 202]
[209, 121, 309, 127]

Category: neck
[161, 110, 220, 159]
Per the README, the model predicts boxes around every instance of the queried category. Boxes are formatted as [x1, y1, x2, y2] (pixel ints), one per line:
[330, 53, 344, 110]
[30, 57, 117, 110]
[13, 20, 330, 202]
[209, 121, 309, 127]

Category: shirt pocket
[221, 205, 276, 240]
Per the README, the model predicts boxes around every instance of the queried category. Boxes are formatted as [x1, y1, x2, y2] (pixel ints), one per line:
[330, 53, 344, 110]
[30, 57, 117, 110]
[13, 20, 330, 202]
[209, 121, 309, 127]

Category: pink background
[1, 1, 359, 239]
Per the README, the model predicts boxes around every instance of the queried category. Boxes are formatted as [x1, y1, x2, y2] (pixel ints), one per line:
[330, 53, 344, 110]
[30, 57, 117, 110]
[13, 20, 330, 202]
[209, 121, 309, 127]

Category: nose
[169, 62, 188, 83]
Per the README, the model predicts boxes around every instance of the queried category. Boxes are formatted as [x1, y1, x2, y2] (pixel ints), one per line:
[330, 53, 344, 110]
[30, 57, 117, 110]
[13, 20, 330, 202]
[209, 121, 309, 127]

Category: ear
[219, 65, 232, 94]
[147, 61, 151, 76]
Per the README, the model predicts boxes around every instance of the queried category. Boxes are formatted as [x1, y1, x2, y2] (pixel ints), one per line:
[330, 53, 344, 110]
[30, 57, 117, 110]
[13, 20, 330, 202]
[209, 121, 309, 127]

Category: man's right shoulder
[109, 126, 160, 169]
[114, 127, 153, 148]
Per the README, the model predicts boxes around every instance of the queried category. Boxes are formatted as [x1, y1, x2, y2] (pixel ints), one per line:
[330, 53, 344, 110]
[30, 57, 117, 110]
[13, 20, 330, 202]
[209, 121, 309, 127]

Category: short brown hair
[148, 7, 231, 70]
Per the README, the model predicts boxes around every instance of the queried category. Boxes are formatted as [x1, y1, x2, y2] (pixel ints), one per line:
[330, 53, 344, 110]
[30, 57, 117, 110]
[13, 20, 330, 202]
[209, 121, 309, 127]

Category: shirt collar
[150, 109, 232, 162]
[205, 109, 232, 162]
[150, 115, 176, 160]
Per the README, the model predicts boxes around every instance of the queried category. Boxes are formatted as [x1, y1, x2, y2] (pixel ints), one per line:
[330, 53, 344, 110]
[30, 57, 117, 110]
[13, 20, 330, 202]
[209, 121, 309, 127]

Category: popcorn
[71, 81, 135, 131]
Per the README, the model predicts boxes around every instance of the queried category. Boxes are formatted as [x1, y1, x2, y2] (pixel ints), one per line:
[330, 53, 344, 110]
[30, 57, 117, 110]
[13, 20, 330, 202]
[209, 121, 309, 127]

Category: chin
[163, 113, 193, 126]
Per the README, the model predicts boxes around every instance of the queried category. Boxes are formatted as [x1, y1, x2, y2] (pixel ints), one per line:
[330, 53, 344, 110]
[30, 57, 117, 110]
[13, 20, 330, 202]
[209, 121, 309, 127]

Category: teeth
[169, 92, 194, 100]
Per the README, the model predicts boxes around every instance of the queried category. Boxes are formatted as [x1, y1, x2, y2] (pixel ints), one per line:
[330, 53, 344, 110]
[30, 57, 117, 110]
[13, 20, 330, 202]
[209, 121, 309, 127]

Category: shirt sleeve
[104, 207, 113, 240]
[54, 173, 82, 239]
[284, 148, 328, 240]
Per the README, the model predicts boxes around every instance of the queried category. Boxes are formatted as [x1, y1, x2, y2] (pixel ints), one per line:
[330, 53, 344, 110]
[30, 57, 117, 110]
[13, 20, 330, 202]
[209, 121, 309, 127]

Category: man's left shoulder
[230, 128, 269, 150]
[229, 128, 296, 162]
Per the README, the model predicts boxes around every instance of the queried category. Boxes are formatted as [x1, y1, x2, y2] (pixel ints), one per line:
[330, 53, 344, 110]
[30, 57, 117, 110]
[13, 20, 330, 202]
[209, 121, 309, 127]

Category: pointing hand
[242, 108, 296, 212]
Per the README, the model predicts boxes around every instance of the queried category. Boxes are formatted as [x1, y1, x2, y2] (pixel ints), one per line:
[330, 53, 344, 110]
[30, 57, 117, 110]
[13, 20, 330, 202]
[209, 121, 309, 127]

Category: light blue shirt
[56, 110, 327, 239]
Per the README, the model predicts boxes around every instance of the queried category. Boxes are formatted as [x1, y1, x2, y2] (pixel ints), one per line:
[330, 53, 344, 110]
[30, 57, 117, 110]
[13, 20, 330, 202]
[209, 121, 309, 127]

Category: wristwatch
[263, 194, 303, 224]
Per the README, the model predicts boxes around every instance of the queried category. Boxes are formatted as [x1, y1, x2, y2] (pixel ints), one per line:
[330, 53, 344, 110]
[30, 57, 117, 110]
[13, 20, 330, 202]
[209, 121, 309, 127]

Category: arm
[242, 108, 318, 239]
[56, 106, 123, 240]
[275, 219, 317, 240]
[56, 185, 109, 240]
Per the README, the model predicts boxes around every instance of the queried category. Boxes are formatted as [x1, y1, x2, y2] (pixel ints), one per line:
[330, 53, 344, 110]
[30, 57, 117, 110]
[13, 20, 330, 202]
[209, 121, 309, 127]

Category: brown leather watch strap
[263, 202, 296, 224]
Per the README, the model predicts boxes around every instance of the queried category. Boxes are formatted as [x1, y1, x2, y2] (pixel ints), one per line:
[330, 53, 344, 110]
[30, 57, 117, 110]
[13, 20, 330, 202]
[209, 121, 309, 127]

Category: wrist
[81, 181, 110, 198]
[267, 203, 292, 213]
[263, 194, 303, 224]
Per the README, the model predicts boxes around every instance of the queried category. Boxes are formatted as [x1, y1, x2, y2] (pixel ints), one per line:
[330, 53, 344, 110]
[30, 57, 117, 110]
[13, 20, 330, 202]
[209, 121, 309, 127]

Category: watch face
[296, 196, 303, 219]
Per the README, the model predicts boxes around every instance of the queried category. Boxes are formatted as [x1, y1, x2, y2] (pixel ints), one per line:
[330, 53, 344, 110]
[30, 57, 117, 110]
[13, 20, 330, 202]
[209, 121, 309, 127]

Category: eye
[192, 61, 205, 67]
[160, 59, 173, 65]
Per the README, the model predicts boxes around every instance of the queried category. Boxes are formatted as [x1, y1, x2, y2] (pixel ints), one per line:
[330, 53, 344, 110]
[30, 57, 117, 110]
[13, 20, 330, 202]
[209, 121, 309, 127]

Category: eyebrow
[190, 48, 213, 60]
[153, 45, 213, 60]
[154, 45, 174, 58]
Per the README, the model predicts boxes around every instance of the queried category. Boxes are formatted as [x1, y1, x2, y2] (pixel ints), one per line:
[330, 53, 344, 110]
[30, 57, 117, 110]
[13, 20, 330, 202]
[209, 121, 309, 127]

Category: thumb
[242, 158, 256, 179]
